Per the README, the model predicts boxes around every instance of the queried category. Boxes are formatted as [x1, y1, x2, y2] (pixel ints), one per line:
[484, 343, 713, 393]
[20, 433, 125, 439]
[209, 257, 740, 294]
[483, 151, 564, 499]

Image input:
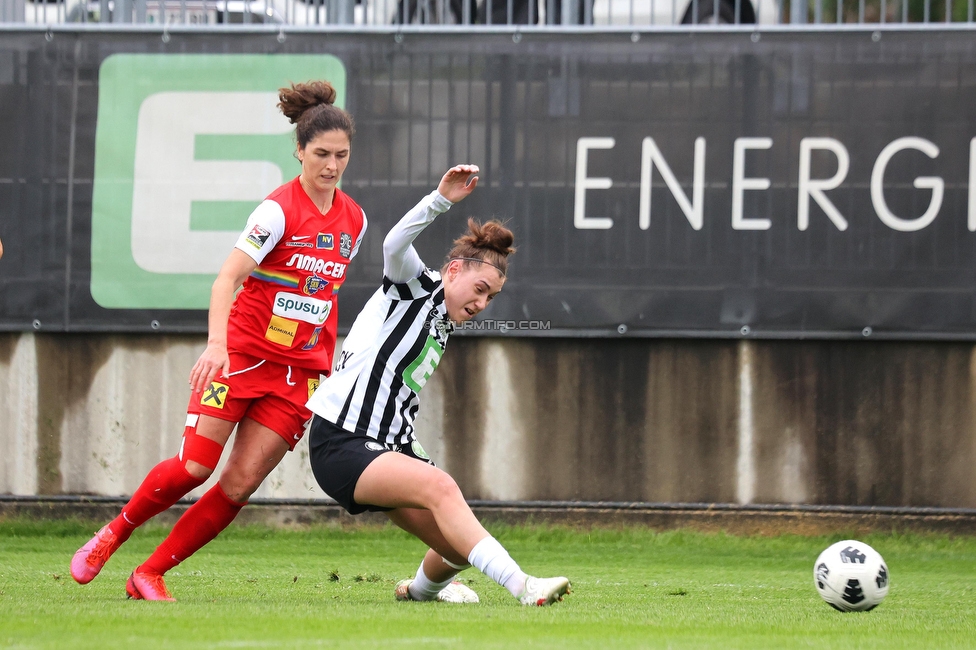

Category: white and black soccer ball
[813, 540, 889, 611]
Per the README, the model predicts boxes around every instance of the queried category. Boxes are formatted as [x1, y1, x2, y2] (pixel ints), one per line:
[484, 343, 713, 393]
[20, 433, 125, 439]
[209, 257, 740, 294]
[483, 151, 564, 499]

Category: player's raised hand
[437, 164, 479, 203]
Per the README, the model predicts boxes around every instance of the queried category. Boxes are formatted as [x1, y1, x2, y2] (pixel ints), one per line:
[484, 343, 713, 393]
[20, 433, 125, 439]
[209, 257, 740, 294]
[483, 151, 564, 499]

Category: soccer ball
[813, 540, 889, 611]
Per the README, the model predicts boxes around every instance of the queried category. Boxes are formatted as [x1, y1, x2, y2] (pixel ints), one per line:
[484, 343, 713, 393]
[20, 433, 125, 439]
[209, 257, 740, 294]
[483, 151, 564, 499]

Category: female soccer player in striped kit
[71, 80, 367, 601]
[307, 164, 571, 606]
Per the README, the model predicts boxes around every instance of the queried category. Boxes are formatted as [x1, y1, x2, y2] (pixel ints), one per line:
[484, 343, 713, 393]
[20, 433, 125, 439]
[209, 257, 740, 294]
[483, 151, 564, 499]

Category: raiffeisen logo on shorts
[90, 54, 346, 309]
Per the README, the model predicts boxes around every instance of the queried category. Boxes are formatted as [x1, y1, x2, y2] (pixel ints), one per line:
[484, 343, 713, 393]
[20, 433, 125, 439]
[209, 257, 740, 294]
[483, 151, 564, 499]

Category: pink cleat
[70, 525, 121, 584]
[126, 571, 176, 602]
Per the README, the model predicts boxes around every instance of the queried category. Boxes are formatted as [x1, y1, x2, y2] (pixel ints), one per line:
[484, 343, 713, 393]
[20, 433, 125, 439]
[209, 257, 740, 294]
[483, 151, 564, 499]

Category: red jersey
[226, 177, 366, 372]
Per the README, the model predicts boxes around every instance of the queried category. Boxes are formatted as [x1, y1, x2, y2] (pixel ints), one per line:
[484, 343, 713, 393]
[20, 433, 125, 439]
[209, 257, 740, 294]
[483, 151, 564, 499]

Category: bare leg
[354, 452, 490, 557]
[356, 453, 526, 598]
[387, 508, 469, 583]
[355, 451, 570, 606]
[216, 418, 290, 502]
[386, 508, 479, 602]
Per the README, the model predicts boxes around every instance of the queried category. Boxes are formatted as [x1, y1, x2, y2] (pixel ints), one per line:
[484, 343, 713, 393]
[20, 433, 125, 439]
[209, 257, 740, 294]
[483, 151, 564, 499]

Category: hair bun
[444, 218, 516, 277]
[463, 218, 516, 256]
[277, 80, 338, 124]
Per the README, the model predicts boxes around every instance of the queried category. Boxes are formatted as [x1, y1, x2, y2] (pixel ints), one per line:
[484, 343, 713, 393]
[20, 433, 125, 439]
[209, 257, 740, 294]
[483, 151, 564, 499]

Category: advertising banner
[0, 29, 974, 337]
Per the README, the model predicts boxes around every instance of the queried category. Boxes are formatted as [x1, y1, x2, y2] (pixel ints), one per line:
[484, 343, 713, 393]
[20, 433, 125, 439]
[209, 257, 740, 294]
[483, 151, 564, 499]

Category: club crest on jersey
[410, 440, 431, 461]
[427, 307, 452, 349]
[339, 232, 353, 258]
[302, 326, 323, 350]
[316, 233, 334, 250]
[303, 274, 329, 296]
[245, 225, 271, 250]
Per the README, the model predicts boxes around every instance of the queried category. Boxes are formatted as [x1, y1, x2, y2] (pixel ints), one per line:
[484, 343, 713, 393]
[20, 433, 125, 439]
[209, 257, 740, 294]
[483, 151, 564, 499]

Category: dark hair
[443, 218, 516, 277]
[278, 80, 356, 148]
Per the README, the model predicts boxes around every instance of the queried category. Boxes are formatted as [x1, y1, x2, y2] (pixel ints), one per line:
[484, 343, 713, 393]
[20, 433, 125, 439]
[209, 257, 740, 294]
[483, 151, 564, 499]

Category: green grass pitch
[1, 519, 974, 648]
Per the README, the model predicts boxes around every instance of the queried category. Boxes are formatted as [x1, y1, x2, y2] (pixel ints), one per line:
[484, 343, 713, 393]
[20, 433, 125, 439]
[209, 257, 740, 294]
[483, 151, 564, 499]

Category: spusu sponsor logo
[273, 292, 332, 325]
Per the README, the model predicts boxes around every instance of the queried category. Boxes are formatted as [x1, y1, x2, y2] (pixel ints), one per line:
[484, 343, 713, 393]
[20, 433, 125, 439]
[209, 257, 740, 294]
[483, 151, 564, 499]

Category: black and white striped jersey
[306, 190, 456, 444]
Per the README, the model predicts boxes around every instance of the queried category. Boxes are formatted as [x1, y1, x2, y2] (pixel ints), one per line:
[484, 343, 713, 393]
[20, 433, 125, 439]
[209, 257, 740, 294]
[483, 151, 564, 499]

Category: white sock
[467, 536, 527, 598]
[407, 562, 456, 601]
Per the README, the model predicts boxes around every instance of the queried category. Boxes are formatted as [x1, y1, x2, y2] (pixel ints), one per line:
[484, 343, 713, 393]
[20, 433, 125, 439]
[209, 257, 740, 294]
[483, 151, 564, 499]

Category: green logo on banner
[90, 54, 346, 309]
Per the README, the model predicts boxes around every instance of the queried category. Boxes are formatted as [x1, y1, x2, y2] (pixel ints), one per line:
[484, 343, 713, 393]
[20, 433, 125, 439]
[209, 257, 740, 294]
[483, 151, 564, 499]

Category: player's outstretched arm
[437, 164, 479, 203]
[383, 164, 479, 283]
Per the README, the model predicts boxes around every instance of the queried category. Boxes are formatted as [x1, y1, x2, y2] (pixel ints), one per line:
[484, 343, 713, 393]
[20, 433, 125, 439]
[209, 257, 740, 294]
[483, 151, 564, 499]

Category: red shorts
[187, 350, 323, 450]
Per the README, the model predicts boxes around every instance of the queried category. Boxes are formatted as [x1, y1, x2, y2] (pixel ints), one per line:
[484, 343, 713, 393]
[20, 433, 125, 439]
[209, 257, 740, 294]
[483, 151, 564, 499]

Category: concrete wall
[1, 333, 974, 507]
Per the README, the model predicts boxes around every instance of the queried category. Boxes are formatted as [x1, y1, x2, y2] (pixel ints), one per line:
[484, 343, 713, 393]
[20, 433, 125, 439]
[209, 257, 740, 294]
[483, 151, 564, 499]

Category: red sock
[137, 484, 246, 576]
[108, 457, 205, 544]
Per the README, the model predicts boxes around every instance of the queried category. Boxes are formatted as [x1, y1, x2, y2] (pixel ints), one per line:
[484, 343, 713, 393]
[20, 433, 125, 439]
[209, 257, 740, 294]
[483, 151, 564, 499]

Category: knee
[184, 459, 214, 481]
[180, 430, 224, 480]
[422, 470, 465, 510]
[217, 464, 265, 503]
[220, 483, 254, 504]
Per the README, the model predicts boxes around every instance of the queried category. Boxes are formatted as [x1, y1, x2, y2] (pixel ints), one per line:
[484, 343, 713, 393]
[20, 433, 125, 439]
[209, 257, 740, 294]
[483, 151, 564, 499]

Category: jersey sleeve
[234, 200, 286, 264]
[383, 191, 453, 283]
[349, 208, 368, 260]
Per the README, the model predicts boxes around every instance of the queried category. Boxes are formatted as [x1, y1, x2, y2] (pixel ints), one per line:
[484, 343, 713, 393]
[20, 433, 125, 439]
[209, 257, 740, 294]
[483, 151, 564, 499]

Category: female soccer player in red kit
[70, 80, 367, 601]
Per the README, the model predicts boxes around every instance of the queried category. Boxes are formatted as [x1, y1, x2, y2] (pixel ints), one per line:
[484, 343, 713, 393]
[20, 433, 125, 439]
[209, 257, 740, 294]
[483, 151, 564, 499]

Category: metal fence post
[114, 0, 133, 21]
[562, 0, 579, 23]
[0, 0, 26, 22]
[790, 0, 807, 22]
[329, 0, 354, 22]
